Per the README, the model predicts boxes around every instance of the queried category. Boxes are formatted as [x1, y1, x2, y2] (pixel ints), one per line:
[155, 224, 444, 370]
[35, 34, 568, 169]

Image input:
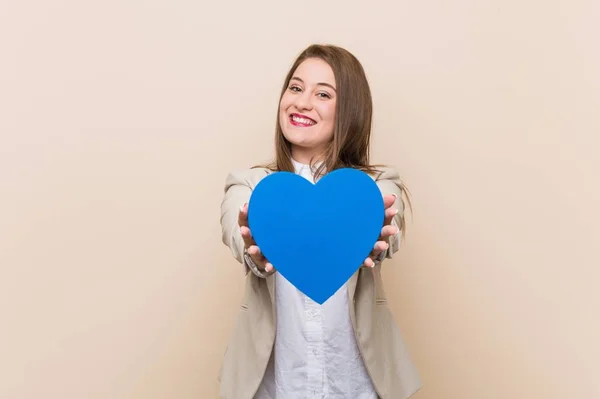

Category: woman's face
[279, 57, 337, 163]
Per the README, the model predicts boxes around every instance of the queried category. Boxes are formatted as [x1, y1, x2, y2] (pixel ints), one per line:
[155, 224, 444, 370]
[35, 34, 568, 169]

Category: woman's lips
[289, 113, 317, 127]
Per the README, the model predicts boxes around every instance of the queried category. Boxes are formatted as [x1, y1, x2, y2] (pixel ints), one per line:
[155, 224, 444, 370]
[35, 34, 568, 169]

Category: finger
[363, 257, 375, 268]
[264, 262, 275, 272]
[380, 224, 399, 239]
[238, 203, 249, 228]
[384, 206, 398, 227]
[248, 245, 273, 272]
[370, 240, 389, 257]
[240, 225, 255, 249]
[383, 193, 397, 210]
[247, 245, 265, 262]
[369, 243, 388, 263]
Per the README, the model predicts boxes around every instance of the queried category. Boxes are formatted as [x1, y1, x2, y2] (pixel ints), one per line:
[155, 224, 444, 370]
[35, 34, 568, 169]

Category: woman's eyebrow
[291, 76, 337, 92]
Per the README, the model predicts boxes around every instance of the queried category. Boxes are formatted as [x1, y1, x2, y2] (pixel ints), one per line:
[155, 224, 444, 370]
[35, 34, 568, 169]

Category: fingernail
[392, 193, 398, 199]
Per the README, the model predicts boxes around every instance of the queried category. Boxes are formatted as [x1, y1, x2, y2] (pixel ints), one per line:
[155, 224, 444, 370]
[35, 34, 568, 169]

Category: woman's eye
[289, 86, 301, 92]
[318, 92, 331, 99]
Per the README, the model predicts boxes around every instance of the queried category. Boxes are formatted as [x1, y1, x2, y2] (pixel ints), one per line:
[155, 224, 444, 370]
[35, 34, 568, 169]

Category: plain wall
[1, 0, 598, 398]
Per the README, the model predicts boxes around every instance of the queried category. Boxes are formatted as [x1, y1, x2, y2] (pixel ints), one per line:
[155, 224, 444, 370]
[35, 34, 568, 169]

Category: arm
[220, 169, 274, 278]
[220, 171, 252, 274]
[375, 167, 407, 260]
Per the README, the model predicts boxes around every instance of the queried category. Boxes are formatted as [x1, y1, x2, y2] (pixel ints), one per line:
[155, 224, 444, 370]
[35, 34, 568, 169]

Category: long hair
[257, 44, 412, 233]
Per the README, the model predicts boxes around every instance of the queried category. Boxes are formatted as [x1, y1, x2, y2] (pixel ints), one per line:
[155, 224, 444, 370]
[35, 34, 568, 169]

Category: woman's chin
[282, 131, 304, 145]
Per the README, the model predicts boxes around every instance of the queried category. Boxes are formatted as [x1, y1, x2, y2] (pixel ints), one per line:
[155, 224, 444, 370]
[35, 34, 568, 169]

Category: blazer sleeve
[375, 167, 407, 259]
[220, 170, 254, 275]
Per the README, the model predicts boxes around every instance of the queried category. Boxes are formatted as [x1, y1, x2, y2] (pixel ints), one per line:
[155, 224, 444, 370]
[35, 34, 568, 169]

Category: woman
[218, 44, 421, 399]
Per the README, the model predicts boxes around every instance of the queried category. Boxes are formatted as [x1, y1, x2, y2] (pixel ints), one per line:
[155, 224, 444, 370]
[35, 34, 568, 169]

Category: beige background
[1, 0, 598, 398]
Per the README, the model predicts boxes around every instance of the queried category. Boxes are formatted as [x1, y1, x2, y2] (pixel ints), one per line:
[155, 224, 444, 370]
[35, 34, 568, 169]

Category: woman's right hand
[238, 202, 274, 273]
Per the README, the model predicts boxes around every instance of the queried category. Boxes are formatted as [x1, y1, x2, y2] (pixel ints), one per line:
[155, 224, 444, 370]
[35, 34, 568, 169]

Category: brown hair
[257, 44, 412, 232]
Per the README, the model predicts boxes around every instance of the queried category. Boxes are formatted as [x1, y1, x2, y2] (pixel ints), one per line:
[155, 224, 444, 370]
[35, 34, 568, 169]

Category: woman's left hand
[362, 193, 399, 268]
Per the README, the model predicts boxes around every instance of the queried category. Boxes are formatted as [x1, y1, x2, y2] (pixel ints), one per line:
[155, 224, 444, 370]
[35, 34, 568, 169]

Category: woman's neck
[291, 146, 325, 166]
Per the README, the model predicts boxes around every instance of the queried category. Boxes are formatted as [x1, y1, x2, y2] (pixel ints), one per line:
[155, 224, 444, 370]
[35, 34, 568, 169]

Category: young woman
[218, 44, 421, 399]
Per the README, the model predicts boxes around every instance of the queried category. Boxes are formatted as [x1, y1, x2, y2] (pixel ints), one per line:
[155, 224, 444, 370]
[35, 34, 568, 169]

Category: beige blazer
[218, 166, 422, 399]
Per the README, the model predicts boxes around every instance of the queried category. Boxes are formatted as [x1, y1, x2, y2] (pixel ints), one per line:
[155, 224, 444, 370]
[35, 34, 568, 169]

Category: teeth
[292, 115, 315, 125]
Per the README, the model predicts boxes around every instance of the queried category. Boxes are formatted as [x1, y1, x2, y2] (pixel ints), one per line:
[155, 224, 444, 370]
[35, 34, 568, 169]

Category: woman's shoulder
[370, 165, 401, 182]
[224, 166, 272, 190]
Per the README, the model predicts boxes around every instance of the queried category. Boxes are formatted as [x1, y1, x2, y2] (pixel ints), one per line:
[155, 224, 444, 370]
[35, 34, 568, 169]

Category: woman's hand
[239, 193, 398, 272]
[238, 202, 275, 273]
[363, 193, 400, 268]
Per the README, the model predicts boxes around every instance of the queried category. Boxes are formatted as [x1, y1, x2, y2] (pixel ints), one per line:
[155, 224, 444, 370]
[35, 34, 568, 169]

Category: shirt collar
[291, 157, 308, 173]
[291, 157, 325, 176]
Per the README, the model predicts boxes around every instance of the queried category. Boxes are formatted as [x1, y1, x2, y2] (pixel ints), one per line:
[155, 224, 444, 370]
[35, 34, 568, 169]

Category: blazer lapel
[266, 273, 275, 305]
[347, 269, 360, 302]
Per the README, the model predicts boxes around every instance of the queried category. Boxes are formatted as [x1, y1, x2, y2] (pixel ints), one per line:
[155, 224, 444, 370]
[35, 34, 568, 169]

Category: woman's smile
[289, 113, 317, 127]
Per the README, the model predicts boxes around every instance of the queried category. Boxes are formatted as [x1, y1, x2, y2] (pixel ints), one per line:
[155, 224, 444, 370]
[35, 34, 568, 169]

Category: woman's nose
[295, 92, 313, 110]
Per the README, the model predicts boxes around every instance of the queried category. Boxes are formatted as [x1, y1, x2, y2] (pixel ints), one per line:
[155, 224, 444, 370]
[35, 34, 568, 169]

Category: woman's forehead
[292, 58, 336, 88]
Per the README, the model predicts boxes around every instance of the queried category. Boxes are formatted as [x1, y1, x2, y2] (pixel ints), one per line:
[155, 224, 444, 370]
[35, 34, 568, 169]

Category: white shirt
[253, 159, 378, 399]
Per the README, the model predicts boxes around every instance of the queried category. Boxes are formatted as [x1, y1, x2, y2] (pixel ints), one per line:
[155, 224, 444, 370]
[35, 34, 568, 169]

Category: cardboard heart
[247, 168, 384, 304]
